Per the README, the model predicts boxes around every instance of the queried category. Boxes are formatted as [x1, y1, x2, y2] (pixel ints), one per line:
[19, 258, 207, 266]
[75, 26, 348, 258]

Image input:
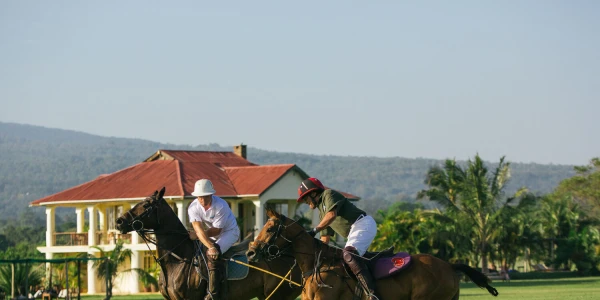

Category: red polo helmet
[297, 177, 325, 202]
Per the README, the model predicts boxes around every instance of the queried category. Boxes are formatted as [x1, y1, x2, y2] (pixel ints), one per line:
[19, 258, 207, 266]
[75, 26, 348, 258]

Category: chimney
[233, 144, 247, 159]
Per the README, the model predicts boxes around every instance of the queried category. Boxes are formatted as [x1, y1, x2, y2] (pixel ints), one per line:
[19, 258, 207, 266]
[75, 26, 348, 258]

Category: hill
[0, 121, 575, 223]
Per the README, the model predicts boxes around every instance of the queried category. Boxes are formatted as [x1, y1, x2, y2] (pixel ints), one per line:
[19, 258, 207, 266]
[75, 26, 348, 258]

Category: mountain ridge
[0, 121, 576, 220]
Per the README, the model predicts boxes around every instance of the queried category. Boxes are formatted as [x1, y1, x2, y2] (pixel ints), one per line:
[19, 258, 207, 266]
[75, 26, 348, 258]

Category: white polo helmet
[191, 179, 216, 197]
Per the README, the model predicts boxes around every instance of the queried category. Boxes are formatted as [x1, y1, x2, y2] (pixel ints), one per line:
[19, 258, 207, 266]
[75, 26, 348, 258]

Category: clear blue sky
[1, 1, 598, 165]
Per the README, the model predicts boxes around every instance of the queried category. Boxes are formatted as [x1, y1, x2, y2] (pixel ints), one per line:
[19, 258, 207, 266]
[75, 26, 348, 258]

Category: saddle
[363, 246, 395, 260]
[224, 239, 251, 280]
[351, 247, 412, 280]
[193, 239, 251, 281]
[222, 239, 251, 259]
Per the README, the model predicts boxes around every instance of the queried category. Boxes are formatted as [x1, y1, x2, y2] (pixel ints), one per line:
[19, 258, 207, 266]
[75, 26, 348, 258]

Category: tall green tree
[491, 193, 542, 272]
[540, 195, 600, 273]
[418, 155, 528, 273]
[554, 157, 600, 219]
[372, 208, 426, 254]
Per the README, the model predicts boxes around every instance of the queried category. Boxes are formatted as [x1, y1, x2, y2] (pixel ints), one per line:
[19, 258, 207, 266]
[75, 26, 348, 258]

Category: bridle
[118, 195, 213, 298]
[251, 217, 306, 261]
[252, 216, 352, 290]
[120, 196, 195, 264]
[123, 197, 161, 233]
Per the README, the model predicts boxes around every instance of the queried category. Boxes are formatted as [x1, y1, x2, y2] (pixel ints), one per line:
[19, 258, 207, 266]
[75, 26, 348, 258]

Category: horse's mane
[155, 196, 189, 234]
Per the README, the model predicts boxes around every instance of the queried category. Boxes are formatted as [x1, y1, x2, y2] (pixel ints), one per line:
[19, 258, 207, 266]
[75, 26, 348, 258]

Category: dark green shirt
[317, 189, 366, 238]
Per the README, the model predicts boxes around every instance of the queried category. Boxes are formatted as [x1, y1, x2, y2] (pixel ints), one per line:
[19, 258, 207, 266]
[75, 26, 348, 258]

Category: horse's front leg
[302, 273, 346, 300]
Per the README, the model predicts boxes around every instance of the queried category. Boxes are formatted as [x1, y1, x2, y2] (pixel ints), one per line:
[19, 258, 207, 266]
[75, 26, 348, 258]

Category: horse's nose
[116, 218, 124, 225]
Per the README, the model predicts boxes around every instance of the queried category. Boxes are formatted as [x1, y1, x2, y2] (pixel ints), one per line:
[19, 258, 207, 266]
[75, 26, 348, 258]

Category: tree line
[370, 155, 600, 275]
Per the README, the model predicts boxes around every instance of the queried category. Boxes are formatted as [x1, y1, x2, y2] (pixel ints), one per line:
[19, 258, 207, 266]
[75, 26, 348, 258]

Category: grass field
[78, 277, 600, 300]
[460, 277, 600, 300]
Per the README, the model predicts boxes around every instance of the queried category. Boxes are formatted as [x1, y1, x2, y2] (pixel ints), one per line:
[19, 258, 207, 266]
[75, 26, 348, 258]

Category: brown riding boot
[204, 256, 227, 300]
[343, 246, 378, 300]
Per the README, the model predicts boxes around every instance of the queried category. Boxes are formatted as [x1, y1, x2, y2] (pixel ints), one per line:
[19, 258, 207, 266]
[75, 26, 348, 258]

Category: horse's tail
[451, 264, 499, 297]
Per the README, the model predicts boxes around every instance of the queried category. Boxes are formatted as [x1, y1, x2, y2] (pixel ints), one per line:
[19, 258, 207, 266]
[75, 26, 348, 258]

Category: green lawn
[78, 277, 600, 299]
[460, 277, 600, 300]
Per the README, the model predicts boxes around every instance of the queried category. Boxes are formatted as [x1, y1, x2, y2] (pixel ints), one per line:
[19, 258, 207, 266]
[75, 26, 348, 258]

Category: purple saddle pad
[372, 252, 411, 280]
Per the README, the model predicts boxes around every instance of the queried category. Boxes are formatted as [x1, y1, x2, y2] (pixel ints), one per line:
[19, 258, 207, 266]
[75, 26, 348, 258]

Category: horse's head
[247, 208, 305, 262]
[116, 187, 166, 234]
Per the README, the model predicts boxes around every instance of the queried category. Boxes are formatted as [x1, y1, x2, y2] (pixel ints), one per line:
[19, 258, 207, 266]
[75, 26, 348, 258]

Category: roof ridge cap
[160, 149, 234, 153]
[224, 163, 294, 169]
[222, 167, 240, 195]
[175, 160, 185, 196]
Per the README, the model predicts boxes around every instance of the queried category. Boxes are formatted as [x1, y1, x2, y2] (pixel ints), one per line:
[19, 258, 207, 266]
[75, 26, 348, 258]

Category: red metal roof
[224, 164, 297, 195]
[30, 160, 184, 204]
[30, 150, 359, 206]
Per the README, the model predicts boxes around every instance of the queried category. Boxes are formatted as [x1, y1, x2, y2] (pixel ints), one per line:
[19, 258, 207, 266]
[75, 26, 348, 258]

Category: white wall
[260, 170, 304, 201]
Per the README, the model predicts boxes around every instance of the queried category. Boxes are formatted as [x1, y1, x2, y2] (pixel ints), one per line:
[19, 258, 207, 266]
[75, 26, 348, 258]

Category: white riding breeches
[345, 215, 377, 256]
[214, 227, 240, 253]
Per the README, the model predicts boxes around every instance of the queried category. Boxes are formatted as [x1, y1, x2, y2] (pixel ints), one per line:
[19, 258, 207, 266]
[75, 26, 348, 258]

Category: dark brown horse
[247, 209, 498, 300]
[116, 188, 301, 300]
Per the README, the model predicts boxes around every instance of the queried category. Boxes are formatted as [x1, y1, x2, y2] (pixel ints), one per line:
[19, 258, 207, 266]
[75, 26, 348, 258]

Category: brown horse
[247, 209, 498, 300]
[116, 188, 301, 300]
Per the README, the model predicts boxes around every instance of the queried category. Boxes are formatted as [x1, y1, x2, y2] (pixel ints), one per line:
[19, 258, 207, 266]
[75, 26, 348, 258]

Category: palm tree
[416, 159, 466, 213]
[0, 243, 44, 297]
[492, 193, 541, 272]
[539, 195, 600, 273]
[418, 155, 527, 273]
[90, 240, 132, 300]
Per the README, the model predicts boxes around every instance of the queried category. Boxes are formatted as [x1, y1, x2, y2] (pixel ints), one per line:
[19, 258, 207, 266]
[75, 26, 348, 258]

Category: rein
[124, 198, 302, 297]
[122, 198, 205, 267]
[229, 257, 300, 287]
[255, 217, 353, 291]
[252, 218, 308, 261]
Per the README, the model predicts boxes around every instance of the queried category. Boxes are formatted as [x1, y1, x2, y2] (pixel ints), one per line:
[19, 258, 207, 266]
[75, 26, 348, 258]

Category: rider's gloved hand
[307, 228, 318, 237]
[208, 244, 221, 260]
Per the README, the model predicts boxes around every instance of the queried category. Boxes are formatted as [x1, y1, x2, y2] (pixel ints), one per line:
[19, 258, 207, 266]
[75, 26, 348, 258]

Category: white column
[253, 200, 264, 233]
[287, 201, 296, 218]
[87, 253, 97, 294]
[87, 206, 97, 246]
[45, 252, 53, 286]
[45, 207, 55, 247]
[130, 199, 139, 245]
[175, 200, 190, 229]
[132, 231, 140, 244]
[230, 201, 239, 218]
[98, 208, 107, 244]
[76, 208, 85, 233]
[98, 207, 107, 231]
[129, 250, 141, 293]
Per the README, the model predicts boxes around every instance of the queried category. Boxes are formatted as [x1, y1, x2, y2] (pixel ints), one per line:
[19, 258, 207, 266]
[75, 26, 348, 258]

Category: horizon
[1, 1, 598, 166]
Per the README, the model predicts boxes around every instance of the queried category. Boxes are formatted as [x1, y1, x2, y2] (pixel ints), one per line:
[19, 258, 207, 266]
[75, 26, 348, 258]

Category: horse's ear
[158, 187, 166, 199]
[266, 208, 281, 219]
[152, 190, 158, 198]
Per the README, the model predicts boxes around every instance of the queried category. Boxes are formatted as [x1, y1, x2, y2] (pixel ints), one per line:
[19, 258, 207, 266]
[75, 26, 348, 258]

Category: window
[143, 250, 158, 270]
